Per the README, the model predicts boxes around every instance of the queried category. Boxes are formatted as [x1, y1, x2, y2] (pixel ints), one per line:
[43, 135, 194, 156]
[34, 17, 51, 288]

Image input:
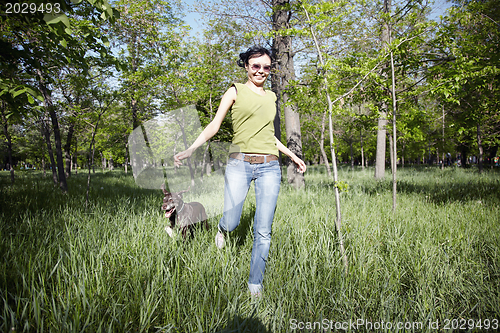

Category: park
[1, 0, 499, 332]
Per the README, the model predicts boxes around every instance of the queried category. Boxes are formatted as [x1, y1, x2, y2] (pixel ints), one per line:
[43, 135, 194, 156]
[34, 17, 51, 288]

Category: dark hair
[237, 46, 272, 68]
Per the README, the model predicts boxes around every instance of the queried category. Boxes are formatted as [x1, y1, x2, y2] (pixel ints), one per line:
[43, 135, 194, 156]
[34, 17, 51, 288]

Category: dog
[161, 185, 208, 239]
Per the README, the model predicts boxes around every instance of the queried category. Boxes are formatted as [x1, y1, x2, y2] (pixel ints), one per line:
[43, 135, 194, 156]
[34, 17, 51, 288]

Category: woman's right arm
[174, 86, 237, 166]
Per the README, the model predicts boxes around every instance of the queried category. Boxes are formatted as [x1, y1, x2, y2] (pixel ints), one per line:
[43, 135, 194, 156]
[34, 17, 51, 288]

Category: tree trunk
[460, 142, 468, 167]
[74, 139, 78, 175]
[40, 114, 58, 185]
[359, 105, 365, 171]
[42, 157, 46, 178]
[201, 140, 211, 179]
[130, 32, 141, 130]
[124, 142, 128, 174]
[64, 119, 75, 178]
[38, 69, 68, 192]
[86, 114, 103, 208]
[360, 130, 365, 171]
[349, 140, 354, 170]
[0, 102, 14, 184]
[272, 0, 304, 188]
[477, 123, 483, 173]
[271, 75, 283, 170]
[174, 112, 195, 186]
[202, 98, 215, 179]
[319, 110, 331, 177]
[374, 0, 391, 180]
[442, 105, 445, 170]
[401, 142, 405, 168]
[375, 114, 388, 179]
[390, 48, 397, 212]
[388, 132, 394, 174]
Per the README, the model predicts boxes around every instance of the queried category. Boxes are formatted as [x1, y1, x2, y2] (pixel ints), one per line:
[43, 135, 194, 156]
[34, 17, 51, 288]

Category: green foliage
[425, 0, 500, 163]
[0, 0, 118, 105]
[334, 179, 349, 192]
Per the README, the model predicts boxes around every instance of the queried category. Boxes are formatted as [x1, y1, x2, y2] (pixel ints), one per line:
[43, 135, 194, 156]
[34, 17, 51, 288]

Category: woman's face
[245, 54, 272, 87]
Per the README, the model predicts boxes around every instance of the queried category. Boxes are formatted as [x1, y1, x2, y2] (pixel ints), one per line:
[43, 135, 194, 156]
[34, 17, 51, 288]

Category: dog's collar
[178, 201, 185, 213]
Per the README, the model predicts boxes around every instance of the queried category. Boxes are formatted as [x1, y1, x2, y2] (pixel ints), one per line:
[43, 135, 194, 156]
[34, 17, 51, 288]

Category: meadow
[0, 165, 499, 332]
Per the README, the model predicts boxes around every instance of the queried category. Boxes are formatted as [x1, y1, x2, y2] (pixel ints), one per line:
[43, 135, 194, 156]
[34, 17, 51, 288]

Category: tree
[298, 0, 351, 272]
[1, 0, 119, 192]
[0, 101, 16, 184]
[111, 0, 186, 128]
[429, 0, 500, 172]
[372, 0, 392, 180]
[272, 0, 305, 188]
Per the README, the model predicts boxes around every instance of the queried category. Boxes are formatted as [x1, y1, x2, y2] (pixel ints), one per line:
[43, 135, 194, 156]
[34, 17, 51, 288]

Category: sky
[179, 0, 453, 38]
[428, 0, 453, 21]
[179, 0, 203, 36]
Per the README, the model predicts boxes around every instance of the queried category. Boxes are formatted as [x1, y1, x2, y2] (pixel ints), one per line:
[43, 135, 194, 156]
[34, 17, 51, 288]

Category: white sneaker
[248, 283, 263, 299]
[250, 291, 262, 299]
[215, 230, 225, 249]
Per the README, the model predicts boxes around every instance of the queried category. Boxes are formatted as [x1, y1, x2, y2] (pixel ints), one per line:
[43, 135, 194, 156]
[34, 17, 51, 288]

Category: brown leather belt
[229, 153, 278, 164]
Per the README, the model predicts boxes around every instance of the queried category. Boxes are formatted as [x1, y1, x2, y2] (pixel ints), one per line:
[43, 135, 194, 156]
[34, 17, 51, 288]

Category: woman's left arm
[275, 137, 307, 173]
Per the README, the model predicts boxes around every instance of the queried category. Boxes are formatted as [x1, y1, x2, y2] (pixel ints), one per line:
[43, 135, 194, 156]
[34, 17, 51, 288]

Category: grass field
[0, 166, 499, 332]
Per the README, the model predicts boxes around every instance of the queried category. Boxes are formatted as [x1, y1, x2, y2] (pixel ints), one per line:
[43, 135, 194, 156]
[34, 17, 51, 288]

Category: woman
[174, 46, 306, 296]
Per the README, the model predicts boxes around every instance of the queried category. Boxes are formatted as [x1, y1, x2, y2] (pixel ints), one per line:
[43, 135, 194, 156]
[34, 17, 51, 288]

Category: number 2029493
[443, 319, 498, 331]
[5, 2, 61, 14]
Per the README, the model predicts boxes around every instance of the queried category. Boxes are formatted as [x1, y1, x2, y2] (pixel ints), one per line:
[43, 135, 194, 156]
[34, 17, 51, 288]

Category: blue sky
[429, 0, 453, 20]
[179, 0, 203, 35]
[179, 0, 453, 38]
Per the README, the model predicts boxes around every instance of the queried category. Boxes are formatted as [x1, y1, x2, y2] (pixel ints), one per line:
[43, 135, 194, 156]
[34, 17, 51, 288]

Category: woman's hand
[275, 137, 307, 173]
[174, 148, 193, 167]
[292, 155, 307, 173]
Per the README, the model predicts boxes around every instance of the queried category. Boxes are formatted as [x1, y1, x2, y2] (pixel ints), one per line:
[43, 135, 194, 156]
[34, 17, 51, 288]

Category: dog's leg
[201, 208, 209, 231]
[165, 226, 174, 238]
[165, 215, 176, 238]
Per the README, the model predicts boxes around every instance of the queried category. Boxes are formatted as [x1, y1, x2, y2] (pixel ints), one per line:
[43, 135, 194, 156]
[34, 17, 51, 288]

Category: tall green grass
[0, 166, 499, 332]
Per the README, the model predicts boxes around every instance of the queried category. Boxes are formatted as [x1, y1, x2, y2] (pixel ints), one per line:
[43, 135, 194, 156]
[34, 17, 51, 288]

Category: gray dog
[161, 185, 208, 239]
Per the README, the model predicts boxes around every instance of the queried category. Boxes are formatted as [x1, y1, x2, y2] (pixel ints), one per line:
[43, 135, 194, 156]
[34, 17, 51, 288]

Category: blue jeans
[219, 154, 281, 293]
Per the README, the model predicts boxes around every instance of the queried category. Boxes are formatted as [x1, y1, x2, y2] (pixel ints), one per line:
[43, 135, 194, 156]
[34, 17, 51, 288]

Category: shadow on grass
[0, 171, 163, 221]
[353, 168, 500, 205]
[214, 313, 269, 333]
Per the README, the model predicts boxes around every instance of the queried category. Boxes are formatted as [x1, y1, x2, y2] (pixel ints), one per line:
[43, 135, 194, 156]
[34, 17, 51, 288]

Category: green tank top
[229, 83, 279, 156]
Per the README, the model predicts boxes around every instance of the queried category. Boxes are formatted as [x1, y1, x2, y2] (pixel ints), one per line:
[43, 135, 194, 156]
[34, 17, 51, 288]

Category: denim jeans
[219, 154, 281, 293]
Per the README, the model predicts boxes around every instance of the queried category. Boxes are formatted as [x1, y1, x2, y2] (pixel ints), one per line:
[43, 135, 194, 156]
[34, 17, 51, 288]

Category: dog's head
[161, 187, 185, 218]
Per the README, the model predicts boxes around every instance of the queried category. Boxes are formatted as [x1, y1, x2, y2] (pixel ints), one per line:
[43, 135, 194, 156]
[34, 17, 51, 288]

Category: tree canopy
[1, 0, 498, 191]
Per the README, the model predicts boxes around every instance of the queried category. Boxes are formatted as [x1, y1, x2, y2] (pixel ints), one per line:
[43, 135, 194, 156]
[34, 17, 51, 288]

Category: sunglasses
[250, 63, 271, 73]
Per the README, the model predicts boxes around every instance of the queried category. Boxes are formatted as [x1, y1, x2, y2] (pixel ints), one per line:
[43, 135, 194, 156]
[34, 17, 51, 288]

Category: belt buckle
[250, 156, 257, 163]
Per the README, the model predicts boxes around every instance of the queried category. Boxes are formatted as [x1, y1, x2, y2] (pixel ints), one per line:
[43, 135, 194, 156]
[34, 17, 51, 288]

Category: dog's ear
[161, 183, 168, 195]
